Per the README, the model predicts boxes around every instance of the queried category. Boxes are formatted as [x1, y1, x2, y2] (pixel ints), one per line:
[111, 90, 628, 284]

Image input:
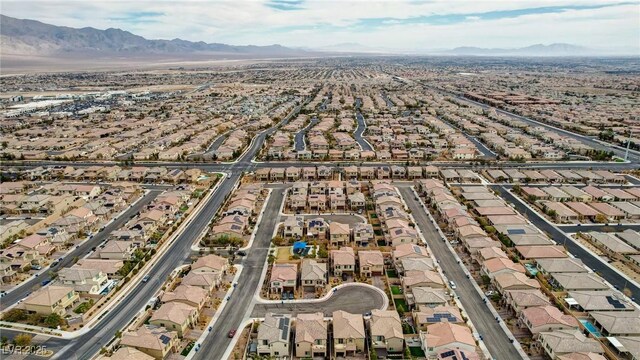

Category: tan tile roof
[150, 302, 197, 325]
[120, 326, 177, 351]
[333, 310, 365, 339]
[24, 285, 75, 306]
[424, 322, 475, 348]
[370, 310, 403, 339]
[295, 312, 327, 343]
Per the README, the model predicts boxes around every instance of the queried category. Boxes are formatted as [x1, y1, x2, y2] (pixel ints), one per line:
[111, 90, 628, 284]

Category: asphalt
[0, 190, 162, 310]
[397, 186, 524, 360]
[293, 116, 319, 151]
[436, 115, 497, 160]
[251, 285, 385, 317]
[354, 112, 373, 151]
[192, 188, 285, 360]
[492, 185, 640, 302]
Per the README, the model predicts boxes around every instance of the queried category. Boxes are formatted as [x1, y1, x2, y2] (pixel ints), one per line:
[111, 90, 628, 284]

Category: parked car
[236, 250, 247, 256]
[228, 329, 237, 338]
[142, 275, 150, 283]
[449, 281, 457, 290]
[32, 265, 42, 270]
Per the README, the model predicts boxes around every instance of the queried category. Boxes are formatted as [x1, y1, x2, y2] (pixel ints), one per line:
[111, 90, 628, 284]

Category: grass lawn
[73, 301, 93, 314]
[391, 285, 402, 295]
[180, 341, 195, 356]
[409, 347, 425, 357]
[394, 298, 408, 313]
[386, 269, 398, 278]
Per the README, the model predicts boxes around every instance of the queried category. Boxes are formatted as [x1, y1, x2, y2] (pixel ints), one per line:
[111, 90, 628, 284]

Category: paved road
[492, 186, 640, 302]
[252, 285, 386, 317]
[0, 190, 161, 310]
[294, 116, 319, 151]
[44, 174, 242, 360]
[397, 186, 524, 360]
[354, 112, 373, 151]
[436, 115, 497, 160]
[192, 188, 285, 360]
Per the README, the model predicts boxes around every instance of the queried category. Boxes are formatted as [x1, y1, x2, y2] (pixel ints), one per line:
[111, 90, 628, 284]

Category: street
[397, 186, 525, 360]
[493, 186, 639, 301]
[0, 190, 161, 310]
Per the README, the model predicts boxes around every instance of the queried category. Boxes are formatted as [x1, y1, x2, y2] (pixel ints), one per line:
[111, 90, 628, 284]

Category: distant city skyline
[2, 0, 639, 53]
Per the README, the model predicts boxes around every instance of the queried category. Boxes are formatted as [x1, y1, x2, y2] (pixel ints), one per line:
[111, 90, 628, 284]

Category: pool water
[580, 319, 602, 337]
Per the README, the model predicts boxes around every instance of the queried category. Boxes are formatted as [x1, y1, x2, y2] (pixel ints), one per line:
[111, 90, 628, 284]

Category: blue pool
[580, 319, 602, 338]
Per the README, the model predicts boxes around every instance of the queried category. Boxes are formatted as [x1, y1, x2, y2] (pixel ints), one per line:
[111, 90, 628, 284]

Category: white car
[449, 281, 457, 290]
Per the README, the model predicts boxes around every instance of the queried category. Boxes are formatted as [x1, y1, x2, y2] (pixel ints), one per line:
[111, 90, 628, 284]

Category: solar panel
[440, 350, 455, 358]
[606, 296, 626, 309]
[159, 335, 171, 344]
[507, 229, 525, 235]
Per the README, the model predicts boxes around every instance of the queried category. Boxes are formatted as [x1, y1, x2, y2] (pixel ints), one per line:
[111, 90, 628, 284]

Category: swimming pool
[580, 319, 602, 338]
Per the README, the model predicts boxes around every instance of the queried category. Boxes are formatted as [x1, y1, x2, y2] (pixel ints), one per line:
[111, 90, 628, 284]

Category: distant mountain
[315, 42, 389, 53]
[445, 43, 595, 56]
[0, 14, 308, 57]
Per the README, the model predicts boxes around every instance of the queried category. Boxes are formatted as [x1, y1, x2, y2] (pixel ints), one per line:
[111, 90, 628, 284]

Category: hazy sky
[3, 0, 639, 52]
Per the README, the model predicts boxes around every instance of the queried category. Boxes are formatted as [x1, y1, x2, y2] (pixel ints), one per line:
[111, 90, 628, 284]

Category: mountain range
[443, 43, 595, 56]
[1, 14, 621, 70]
[0, 14, 308, 57]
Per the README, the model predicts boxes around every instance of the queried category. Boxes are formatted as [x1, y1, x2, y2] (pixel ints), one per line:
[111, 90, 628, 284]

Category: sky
[2, 0, 639, 53]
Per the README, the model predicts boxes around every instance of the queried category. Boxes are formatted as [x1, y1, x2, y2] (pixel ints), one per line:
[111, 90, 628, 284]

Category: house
[494, 272, 541, 293]
[537, 330, 604, 359]
[413, 306, 463, 331]
[120, 326, 179, 359]
[270, 263, 298, 294]
[74, 259, 123, 279]
[504, 289, 551, 315]
[550, 273, 609, 292]
[370, 310, 404, 355]
[99, 241, 136, 260]
[402, 270, 445, 290]
[306, 218, 327, 240]
[519, 305, 579, 334]
[420, 323, 477, 357]
[110, 346, 155, 360]
[565, 290, 635, 312]
[283, 216, 304, 238]
[181, 272, 219, 293]
[481, 258, 525, 279]
[257, 313, 291, 358]
[399, 257, 435, 274]
[589, 310, 640, 337]
[161, 284, 208, 310]
[348, 192, 366, 210]
[191, 254, 228, 276]
[536, 258, 588, 276]
[358, 250, 384, 277]
[408, 287, 449, 309]
[57, 268, 109, 295]
[331, 247, 355, 276]
[149, 302, 198, 337]
[333, 310, 366, 357]
[295, 312, 328, 358]
[353, 223, 374, 247]
[393, 243, 429, 263]
[23, 285, 79, 316]
[329, 222, 350, 247]
[300, 259, 327, 290]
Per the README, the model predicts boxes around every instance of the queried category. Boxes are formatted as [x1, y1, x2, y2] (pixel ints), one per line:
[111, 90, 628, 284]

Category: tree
[595, 214, 608, 224]
[13, 333, 32, 347]
[3, 309, 27, 322]
[44, 313, 64, 328]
